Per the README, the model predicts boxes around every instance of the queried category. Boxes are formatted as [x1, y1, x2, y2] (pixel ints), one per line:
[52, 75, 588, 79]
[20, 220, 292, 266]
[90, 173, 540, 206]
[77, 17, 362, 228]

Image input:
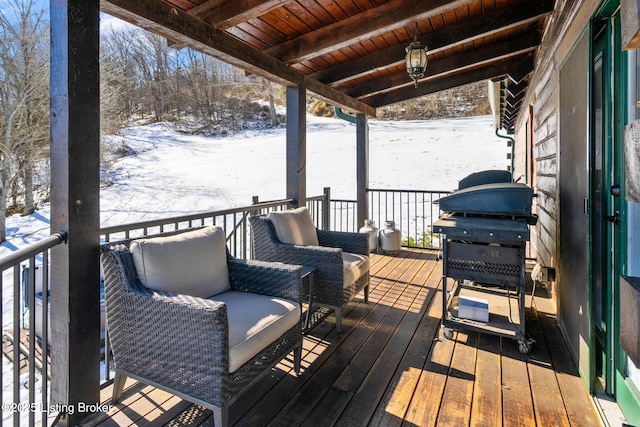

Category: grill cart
[434, 177, 536, 354]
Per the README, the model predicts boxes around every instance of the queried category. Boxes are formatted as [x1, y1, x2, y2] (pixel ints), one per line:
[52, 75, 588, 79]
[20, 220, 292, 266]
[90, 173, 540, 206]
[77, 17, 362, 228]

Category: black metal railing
[0, 187, 447, 426]
[323, 189, 449, 249]
[306, 188, 331, 231]
[0, 231, 67, 427]
[100, 188, 449, 253]
[328, 198, 359, 232]
[366, 188, 449, 249]
[100, 198, 295, 260]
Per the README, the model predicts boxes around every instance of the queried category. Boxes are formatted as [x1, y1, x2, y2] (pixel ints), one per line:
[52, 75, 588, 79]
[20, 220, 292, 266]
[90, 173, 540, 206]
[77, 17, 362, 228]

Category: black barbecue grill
[434, 171, 536, 353]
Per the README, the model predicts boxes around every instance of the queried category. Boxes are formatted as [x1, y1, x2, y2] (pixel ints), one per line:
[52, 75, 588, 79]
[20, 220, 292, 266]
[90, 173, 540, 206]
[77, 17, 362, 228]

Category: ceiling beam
[346, 30, 540, 99]
[100, 0, 375, 116]
[362, 54, 533, 108]
[265, 0, 474, 64]
[187, 0, 292, 30]
[312, 0, 553, 85]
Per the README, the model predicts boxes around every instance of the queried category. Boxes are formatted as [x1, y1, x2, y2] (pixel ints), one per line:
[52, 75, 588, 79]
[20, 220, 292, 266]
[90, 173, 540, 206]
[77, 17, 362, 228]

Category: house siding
[511, 0, 600, 384]
[514, 0, 599, 284]
[512, 120, 527, 182]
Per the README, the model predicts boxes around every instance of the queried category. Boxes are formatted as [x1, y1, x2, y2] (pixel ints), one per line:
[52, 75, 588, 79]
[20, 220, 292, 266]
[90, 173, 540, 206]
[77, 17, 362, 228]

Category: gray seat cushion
[212, 291, 301, 372]
[343, 252, 369, 288]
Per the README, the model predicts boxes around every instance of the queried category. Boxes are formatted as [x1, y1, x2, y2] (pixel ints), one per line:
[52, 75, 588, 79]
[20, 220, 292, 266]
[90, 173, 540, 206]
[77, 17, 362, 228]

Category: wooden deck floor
[85, 250, 600, 427]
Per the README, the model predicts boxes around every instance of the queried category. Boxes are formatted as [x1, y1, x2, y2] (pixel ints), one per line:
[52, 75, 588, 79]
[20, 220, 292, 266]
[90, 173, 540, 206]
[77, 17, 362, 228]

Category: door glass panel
[627, 41, 640, 390]
[593, 52, 604, 330]
[627, 41, 640, 393]
[628, 202, 640, 389]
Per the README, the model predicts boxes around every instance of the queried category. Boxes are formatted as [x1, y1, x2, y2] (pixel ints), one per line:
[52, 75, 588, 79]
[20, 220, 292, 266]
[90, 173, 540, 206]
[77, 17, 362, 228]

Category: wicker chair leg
[364, 285, 369, 303]
[112, 370, 127, 404]
[212, 406, 228, 427]
[294, 342, 302, 374]
[335, 307, 342, 333]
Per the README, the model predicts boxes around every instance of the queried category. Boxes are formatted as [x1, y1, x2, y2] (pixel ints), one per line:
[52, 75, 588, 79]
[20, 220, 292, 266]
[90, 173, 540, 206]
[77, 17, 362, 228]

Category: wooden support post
[50, 1, 101, 425]
[356, 113, 369, 230]
[286, 86, 306, 208]
[323, 187, 331, 230]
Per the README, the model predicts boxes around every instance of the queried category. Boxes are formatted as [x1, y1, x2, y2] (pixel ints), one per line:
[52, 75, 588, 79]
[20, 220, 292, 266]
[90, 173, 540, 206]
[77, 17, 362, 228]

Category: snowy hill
[2, 114, 507, 255]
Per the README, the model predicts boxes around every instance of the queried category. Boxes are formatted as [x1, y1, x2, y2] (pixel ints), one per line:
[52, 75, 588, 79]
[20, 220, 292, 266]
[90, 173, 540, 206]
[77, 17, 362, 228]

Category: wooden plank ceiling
[100, 0, 554, 130]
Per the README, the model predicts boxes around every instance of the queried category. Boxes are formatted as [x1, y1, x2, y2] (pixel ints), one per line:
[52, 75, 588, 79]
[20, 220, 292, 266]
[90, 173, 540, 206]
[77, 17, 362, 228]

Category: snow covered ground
[4, 114, 507, 252]
[1, 114, 506, 424]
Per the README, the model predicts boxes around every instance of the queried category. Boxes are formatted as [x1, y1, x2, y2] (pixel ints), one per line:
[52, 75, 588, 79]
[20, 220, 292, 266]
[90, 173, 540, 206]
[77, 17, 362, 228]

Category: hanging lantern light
[405, 35, 428, 88]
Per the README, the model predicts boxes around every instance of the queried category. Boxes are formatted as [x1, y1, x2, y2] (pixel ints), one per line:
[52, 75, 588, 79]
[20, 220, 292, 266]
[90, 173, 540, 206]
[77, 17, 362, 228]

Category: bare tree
[129, 30, 174, 120]
[101, 26, 284, 130]
[0, 0, 48, 240]
[263, 78, 279, 126]
[100, 27, 140, 131]
[181, 48, 218, 122]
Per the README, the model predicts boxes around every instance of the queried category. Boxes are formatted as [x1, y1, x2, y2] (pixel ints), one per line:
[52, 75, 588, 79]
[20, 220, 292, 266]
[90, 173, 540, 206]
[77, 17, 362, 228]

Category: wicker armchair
[100, 227, 303, 427]
[250, 209, 370, 332]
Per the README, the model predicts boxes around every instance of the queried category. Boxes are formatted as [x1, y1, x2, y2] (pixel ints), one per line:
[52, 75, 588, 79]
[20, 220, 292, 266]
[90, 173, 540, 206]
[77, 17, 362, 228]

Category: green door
[592, 3, 640, 424]
[616, 19, 640, 427]
[591, 16, 620, 394]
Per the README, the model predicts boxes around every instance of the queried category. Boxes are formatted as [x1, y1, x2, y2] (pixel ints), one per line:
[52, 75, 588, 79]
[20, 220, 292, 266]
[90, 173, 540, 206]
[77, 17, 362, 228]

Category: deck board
[437, 330, 478, 426]
[501, 330, 536, 427]
[333, 255, 438, 427]
[471, 333, 502, 427]
[266, 252, 421, 426]
[526, 303, 572, 427]
[85, 250, 600, 427]
[308, 253, 432, 427]
[403, 325, 455, 427]
[368, 259, 442, 427]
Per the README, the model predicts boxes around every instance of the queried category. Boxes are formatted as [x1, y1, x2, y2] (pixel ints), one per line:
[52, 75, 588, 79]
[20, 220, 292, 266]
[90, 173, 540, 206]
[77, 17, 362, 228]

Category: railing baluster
[0, 273, 3, 427]
[415, 192, 419, 246]
[378, 192, 382, 230]
[28, 258, 36, 427]
[326, 189, 449, 250]
[13, 264, 21, 427]
[0, 233, 64, 426]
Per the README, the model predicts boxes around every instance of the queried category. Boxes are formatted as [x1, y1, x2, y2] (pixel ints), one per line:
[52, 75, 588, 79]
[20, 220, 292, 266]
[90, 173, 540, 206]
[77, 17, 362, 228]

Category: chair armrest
[249, 214, 347, 283]
[227, 257, 302, 304]
[274, 243, 342, 265]
[317, 229, 369, 255]
[115, 291, 230, 404]
[117, 290, 229, 348]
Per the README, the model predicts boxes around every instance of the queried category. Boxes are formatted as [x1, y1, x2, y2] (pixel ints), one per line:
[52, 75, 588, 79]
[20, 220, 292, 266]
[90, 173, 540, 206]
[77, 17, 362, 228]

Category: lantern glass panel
[405, 45, 427, 72]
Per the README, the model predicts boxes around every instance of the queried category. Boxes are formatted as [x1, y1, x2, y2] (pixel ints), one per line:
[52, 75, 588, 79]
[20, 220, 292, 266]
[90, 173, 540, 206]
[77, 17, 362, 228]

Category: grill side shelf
[434, 213, 530, 243]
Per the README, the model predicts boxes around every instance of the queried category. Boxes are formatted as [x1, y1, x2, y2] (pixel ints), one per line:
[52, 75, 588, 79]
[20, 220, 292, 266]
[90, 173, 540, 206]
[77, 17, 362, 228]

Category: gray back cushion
[130, 226, 230, 298]
[267, 207, 319, 246]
